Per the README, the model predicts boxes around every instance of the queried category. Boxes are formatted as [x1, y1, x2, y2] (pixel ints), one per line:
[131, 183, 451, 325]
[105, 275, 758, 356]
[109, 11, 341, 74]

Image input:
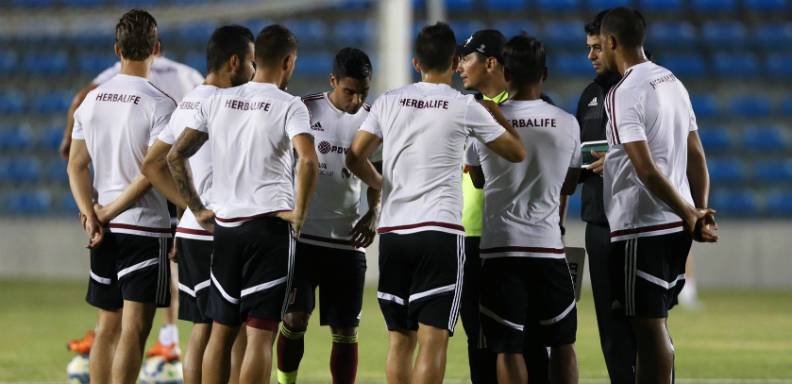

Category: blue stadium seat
[6, 158, 42, 183]
[729, 95, 771, 118]
[31, 92, 72, 115]
[742, 126, 786, 151]
[765, 191, 792, 216]
[661, 54, 706, 78]
[707, 159, 745, 183]
[690, 94, 718, 119]
[648, 22, 696, 47]
[61, 193, 79, 213]
[587, 0, 631, 9]
[296, 53, 333, 76]
[542, 21, 584, 46]
[753, 23, 792, 47]
[766, 53, 792, 77]
[499, 21, 538, 38]
[485, 0, 525, 11]
[450, 21, 485, 42]
[567, 191, 582, 218]
[753, 160, 792, 183]
[24, 51, 69, 75]
[639, 0, 683, 12]
[39, 126, 64, 151]
[698, 128, 732, 151]
[287, 19, 327, 47]
[536, 0, 581, 12]
[701, 21, 747, 47]
[691, 0, 737, 12]
[178, 22, 216, 45]
[0, 50, 17, 72]
[711, 190, 758, 216]
[4, 190, 52, 215]
[553, 53, 593, 77]
[120, 0, 160, 7]
[779, 97, 792, 116]
[446, 0, 475, 11]
[338, 0, 371, 10]
[46, 160, 68, 182]
[77, 53, 117, 75]
[11, 0, 55, 7]
[182, 51, 206, 75]
[713, 53, 759, 77]
[0, 91, 25, 114]
[71, 30, 115, 47]
[0, 128, 34, 150]
[744, 0, 788, 12]
[334, 20, 374, 47]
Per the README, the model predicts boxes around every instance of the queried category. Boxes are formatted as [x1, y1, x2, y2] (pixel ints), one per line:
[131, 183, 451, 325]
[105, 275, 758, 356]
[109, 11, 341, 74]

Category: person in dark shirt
[574, 10, 637, 384]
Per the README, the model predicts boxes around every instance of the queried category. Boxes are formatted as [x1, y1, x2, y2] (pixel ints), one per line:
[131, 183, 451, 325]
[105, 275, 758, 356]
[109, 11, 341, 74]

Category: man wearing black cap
[457, 29, 550, 384]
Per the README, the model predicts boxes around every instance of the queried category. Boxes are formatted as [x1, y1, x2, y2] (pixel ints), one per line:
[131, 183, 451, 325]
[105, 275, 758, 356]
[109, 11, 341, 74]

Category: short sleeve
[72, 103, 86, 140]
[285, 99, 312, 139]
[464, 98, 506, 144]
[682, 89, 698, 133]
[186, 96, 211, 134]
[150, 99, 177, 146]
[610, 87, 646, 144]
[360, 97, 383, 138]
[158, 118, 177, 145]
[464, 139, 481, 166]
[92, 63, 120, 85]
[569, 116, 582, 168]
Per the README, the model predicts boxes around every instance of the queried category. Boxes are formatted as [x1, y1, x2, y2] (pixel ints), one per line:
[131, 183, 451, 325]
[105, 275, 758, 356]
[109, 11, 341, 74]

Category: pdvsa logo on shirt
[317, 141, 349, 155]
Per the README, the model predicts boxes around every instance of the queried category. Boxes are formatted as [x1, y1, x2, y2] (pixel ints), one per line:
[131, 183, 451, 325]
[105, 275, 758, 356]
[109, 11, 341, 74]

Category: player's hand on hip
[168, 239, 178, 262]
[93, 203, 110, 225]
[83, 214, 104, 248]
[693, 208, 719, 243]
[590, 151, 605, 175]
[196, 209, 215, 233]
[276, 210, 304, 238]
[350, 210, 378, 248]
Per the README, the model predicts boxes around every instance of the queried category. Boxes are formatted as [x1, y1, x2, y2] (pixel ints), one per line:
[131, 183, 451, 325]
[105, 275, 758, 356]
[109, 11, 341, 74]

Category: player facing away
[598, 7, 718, 383]
[276, 48, 378, 384]
[67, 9, 177, 384]
[140, 25, 256, 384]
[465, 35, 581, 384]
[346, 22, 526, 384]
[167, 24, 319, 384]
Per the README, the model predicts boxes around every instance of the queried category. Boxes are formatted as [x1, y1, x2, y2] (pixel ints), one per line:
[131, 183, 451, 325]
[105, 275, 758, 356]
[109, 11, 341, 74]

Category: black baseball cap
[458, 29, 506, 62]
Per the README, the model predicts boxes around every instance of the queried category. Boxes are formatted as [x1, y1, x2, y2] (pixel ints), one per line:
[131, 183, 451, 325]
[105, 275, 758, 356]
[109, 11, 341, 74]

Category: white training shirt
[603, 61, 697, 242]
[360, 82, 506, 236]
[187, 82, 312, 227]
[93, 56, 204, 102]
[72, 74, 176, 237]
[466, 99, 581, 259]
[298, 92, 370, 251]
[158, 84, 218, 241]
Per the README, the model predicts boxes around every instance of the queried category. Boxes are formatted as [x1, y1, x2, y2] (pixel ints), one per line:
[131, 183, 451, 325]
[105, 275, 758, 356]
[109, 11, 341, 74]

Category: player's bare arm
[346, 131, 383, 190]
[468, 165, 485, 189]
[479, 100, 526, 163]
[623, 140, 717, 242]
[142, 139, 188, 209]
[559, 168, 581, 230]
[167, 127, 213, 231]
[686, 130, 718, 241]
[350, 161, 382, 248]
[94, 174, 153, 224]
[280, 133, 319, 236]
[60, 83, 97, 160]
[66, 139, 103, 248]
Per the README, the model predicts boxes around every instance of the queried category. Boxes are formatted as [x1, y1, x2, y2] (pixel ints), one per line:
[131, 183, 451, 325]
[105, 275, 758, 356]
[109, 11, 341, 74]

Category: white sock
[158, 324, 179, 345]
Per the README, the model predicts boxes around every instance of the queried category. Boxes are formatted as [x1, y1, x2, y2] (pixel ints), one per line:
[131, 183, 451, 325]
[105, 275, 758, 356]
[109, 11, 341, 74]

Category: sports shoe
[67, 330, 95, 355]
[145, 341, 181, 362]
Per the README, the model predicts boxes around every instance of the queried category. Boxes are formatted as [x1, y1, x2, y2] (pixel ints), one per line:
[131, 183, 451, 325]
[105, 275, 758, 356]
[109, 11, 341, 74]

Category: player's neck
[120, 58, 151, 79]
[509, 83, 542, 101]
[204, 72, 230, 88]
[252, 69, 285, 88]
[327, 90, 345, 112]
[616, 48, 648, 75]
[420, 70, 453, 85]
[478, 77, 508, 100]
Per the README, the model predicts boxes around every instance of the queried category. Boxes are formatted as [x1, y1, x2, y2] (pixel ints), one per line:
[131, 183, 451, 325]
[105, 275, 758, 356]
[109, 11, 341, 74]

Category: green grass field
[1, 279, 791, 383]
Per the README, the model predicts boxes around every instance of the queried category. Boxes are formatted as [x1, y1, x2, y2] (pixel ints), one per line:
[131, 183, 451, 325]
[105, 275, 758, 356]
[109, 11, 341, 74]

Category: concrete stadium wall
[1, 218, 790, 289]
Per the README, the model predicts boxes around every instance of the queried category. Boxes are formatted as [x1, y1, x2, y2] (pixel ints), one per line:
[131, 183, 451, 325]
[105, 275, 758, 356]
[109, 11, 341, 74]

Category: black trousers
[586, 223, 637, 384]
[460, 236, 550, 384]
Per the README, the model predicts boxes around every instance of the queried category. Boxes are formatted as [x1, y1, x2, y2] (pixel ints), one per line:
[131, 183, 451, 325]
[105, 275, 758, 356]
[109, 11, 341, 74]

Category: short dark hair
[503, 34, 546, 86]
[254, 24, 298, 68]
[115, 9, 158, 61]
[415, 22, 457, 72]
[332, 47, 373, 80]
[206, 25, 254, 73]
[584, 9, 610, 35]
[601, 6, 647, 49]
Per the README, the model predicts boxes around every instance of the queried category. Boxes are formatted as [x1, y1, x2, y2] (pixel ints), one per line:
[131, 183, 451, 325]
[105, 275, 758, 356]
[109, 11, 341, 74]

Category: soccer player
[67, 9, 176, 384]
[345, 22, 525, 384]
[140, 25, 255, 384]
[598, 7, 718, 382]
[575, 9, 637, 384]
[276, 47, 377, 384]
[167, 24, 318, 384]
[456, 28, 551, 384]
[465, 35, 580, 384]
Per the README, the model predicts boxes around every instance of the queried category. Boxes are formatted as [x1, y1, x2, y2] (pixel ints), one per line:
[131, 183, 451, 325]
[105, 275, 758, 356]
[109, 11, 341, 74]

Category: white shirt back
[72, 74, 176, 237]
[360, 82, 506, 236]
[188, 82, 312, 227]
[466, 99, 581, 259]
[299, 92, 370, 250]
[158, 84, 218, 240]
[93, 56, 204, 102]
[603, 61, 697, 242]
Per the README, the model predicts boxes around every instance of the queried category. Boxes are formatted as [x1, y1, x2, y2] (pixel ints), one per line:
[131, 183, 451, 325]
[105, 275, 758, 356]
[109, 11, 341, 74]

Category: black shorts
[285, 242, 366, 327]
[480, 257, 577, 353]
[206, 217, 294, 326]
[377, 231, 464, 333]
[610, 231, 693, 318]
[87, 233, 172, 311]
[176, 238, 213, 324]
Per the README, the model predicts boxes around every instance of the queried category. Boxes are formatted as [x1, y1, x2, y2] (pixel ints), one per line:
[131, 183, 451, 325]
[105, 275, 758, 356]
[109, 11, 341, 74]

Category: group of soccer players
[64, 5, 718, 384]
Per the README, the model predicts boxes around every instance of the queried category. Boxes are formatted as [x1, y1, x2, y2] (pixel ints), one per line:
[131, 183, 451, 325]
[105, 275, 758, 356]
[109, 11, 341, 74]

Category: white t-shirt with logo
[186, 82, 312, 227]
[158, 84, 218, 241]
[298, 92, 370, 251]
[466, 99, 581, 259]
[360, 82, 506, 236]
[93, 56, 204, 102]
[604, 61, 697, 242]
[73, 74, 176, 237]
